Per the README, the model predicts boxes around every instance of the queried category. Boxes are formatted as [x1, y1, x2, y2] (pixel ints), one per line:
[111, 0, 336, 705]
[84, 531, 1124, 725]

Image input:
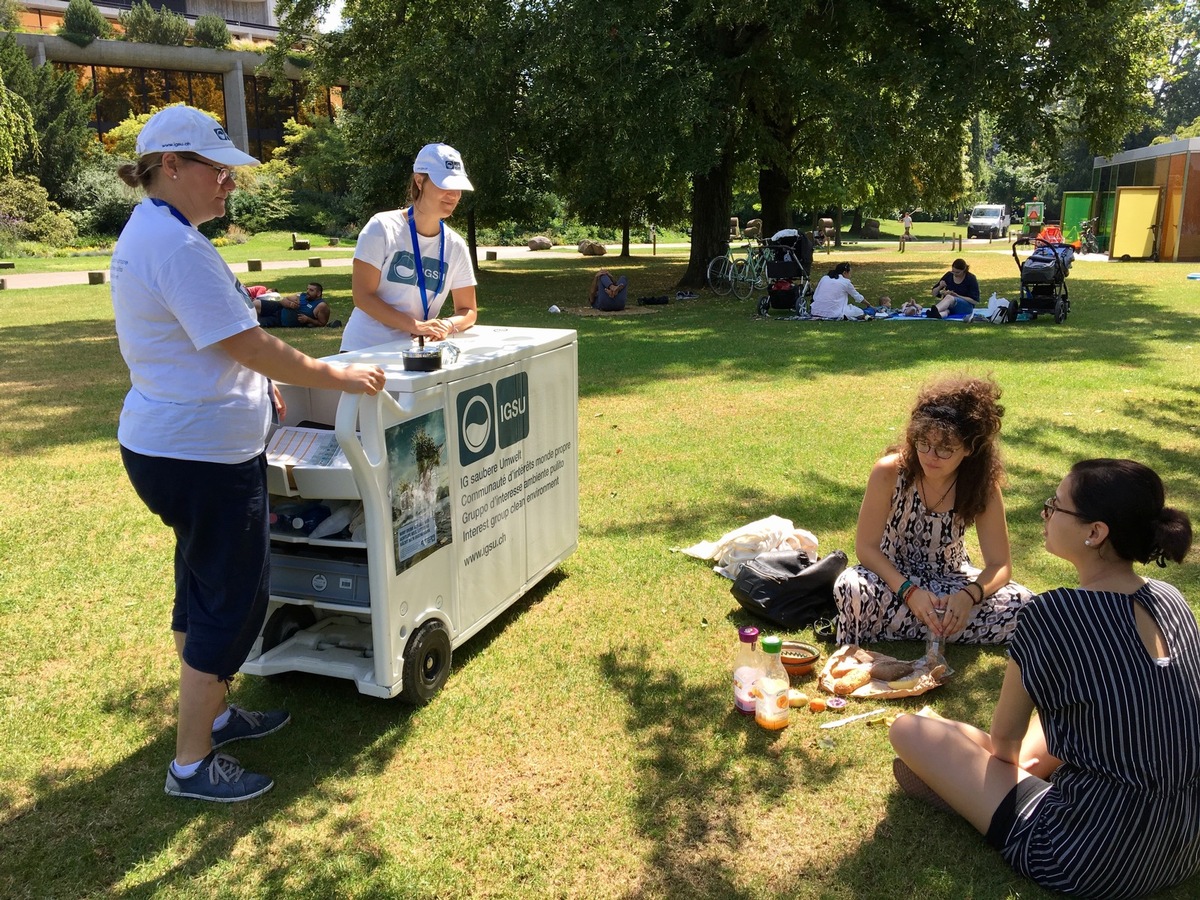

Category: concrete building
[10, 1, 336, 160]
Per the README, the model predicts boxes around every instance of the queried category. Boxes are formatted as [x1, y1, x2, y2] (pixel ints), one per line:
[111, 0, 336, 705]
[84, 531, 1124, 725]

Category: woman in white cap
[111, 105, 386, 803]
[341, 142, 478, 352]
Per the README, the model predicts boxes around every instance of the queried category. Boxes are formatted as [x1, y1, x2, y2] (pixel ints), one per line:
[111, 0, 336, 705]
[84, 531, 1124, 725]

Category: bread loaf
[834, 668, 872, 695]
[870, 660, 914, 682]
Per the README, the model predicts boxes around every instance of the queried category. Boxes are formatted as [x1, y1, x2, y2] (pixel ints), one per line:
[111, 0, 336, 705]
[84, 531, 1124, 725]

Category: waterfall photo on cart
[385, 409, 453, 572]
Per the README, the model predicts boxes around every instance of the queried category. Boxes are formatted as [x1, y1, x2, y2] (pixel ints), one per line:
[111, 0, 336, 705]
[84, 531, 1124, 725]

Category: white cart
[241, 326, 578, 702]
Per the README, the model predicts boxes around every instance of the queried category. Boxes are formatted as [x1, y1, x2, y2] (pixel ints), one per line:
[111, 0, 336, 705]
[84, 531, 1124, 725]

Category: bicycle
[731, 240, 769, 300]
[706, 247, 738, 296]
[1079, 218, 1099, 255]
[707, 241, 766, 298]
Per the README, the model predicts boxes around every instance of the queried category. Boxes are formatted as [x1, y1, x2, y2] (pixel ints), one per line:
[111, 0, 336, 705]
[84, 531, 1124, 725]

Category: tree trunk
[833, 207, 843, 248]
[620, 216, 631, 257]
[849, 207, 863, 235]
[758, 165, 791, 236]
[682, 146, 737, 287]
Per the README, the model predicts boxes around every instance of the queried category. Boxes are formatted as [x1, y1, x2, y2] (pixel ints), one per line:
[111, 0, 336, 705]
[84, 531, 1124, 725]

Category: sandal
[812, 617, 838, 642]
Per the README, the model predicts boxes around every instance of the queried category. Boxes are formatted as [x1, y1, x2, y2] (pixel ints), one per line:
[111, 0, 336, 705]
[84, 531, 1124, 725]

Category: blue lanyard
[407, 206, 445, 320]
[150, 197, 192, 228]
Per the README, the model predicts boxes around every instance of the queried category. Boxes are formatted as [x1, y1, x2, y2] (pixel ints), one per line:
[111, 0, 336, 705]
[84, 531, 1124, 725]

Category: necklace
[920, 474, 957, 512]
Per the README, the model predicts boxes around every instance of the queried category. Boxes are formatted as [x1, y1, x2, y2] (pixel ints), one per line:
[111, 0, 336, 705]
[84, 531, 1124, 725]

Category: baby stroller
[1009, 235, 1073, 323]
[757, 230, 814, 318]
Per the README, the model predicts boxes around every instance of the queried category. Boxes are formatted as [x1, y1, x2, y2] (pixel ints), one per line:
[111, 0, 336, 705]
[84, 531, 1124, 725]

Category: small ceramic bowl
[780, 640, 821, 677]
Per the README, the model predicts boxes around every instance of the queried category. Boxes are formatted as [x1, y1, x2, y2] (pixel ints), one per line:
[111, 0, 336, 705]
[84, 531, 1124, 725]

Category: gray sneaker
[211, 705, 290, 750]
[165, 752, 274, 802]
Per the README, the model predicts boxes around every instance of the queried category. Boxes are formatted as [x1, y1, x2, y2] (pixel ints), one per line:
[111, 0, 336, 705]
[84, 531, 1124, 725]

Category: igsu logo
[456, 373, 529, 465]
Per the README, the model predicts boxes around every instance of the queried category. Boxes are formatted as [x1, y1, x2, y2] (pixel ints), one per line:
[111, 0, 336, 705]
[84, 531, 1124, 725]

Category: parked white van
[967, 204, 1011, 239]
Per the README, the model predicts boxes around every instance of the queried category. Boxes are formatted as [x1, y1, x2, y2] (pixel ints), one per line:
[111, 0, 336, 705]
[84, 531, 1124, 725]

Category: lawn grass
[1, 246, 1198, 899]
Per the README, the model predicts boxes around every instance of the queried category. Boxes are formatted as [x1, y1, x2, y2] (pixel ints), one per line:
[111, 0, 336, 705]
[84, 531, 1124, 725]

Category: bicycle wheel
[732, 264, 755, 300]
[707, 256, 734, 296]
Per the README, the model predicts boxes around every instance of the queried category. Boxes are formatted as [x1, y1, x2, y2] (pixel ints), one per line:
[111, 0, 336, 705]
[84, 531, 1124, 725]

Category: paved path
[0, 244, 542, 291]
[3, 239, 1102, 292]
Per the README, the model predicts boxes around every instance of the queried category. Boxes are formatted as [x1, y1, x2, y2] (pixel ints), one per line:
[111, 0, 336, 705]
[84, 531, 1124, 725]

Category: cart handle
[335, 388, 405, 472]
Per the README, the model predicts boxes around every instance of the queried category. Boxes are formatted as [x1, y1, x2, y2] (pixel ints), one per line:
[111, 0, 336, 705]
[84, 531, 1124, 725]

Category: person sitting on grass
[589, 270, 628, 311]
[810, 262, 866, 319]
[255, 282, 340, 328]
[833, 375, 1032, 646]
[889, 458, 1200, 900]
[927, 259, 980, 319]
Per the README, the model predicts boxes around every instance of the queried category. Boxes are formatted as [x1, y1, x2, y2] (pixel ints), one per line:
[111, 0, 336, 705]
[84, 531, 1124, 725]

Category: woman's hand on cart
[413, 317, 454, 341]
[338, 364, 387, 395]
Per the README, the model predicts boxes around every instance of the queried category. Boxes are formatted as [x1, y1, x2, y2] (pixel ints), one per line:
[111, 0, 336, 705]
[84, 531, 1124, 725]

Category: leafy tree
[118, 1, 190, 47]
[58, 0, 113, 47]
[275, 0, 1167, 285]
[0, 0, 22, 31]
[0, 174, 79, 245]
[0, 34, 98, 202]
[0, 67, 36, 177]
[192, 15, 231, 50]
[274, 115, 358, 232]
[60, 151, 139, 236]
[271, 0, 553, 263]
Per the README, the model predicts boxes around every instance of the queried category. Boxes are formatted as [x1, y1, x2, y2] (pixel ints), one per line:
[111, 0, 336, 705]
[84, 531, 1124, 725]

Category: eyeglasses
[915, 439, 960, 459]
[1041, 497, 1089, 520]
[180, 155, 233, 185]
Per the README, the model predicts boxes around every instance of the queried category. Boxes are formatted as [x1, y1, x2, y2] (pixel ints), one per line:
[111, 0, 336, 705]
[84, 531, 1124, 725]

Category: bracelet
[903, 583, 919, 604]
[897, 579, 913, 600]
[965, 581, 985, 606]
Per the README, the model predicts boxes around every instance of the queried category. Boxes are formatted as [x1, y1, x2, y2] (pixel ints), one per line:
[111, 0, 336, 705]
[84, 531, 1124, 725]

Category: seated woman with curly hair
[834, 375, 1033, 646]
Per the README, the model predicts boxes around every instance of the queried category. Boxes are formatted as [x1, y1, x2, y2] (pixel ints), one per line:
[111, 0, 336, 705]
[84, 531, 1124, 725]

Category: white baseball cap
[137, 106, 259, 168]
[413, 143, 473, 190]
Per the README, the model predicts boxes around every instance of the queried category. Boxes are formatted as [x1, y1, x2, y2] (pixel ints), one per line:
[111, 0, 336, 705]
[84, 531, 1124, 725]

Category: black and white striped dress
[1004, 580, 1200, 898]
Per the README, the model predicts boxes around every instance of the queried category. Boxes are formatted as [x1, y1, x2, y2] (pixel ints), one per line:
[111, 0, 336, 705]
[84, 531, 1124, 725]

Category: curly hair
[895, 375, 1006, 523]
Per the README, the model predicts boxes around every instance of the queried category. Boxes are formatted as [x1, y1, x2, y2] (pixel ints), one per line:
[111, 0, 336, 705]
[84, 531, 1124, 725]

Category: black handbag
[731, 549, 848, 630]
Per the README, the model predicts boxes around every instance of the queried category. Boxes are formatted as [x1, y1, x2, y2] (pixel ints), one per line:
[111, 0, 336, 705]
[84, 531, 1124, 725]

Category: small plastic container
[732, 626, 764, 716]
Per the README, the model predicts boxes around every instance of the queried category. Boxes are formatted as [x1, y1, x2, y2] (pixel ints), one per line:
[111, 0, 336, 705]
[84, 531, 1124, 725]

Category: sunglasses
[1041, 497, 1089, 520]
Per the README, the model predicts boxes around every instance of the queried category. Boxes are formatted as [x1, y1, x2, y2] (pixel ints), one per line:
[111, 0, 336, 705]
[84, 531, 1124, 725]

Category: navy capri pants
[121, 446, 271, 681]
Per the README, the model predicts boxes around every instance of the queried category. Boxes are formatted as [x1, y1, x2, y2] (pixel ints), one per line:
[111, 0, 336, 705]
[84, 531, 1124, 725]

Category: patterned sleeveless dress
[834, 469, 1031, 645]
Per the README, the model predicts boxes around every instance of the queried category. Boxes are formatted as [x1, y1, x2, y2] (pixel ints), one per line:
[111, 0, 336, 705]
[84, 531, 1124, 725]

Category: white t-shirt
[810, 275, 866, 319]
[341, 208, 477, 351]
[111, 199, 270, 463]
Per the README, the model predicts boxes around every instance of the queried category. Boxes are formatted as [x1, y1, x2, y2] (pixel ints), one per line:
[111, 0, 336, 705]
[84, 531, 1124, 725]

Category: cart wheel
[1054, 299, 1067, 324]
[401, 619, 452, 705]
[261, 605, 316, 653]
[757, 296, 769, 316]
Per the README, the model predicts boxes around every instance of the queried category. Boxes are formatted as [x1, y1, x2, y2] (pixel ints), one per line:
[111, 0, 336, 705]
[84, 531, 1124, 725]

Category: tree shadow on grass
[0, 570, 564, 899]
[597, 646, 847, 900]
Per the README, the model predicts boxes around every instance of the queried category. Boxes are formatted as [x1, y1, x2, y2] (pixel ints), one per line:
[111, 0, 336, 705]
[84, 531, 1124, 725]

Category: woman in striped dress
[889, 459, 1200, 898]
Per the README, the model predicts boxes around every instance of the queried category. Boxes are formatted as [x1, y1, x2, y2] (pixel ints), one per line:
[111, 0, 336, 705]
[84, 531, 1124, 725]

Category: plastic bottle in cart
[754, 635, 791, 730]
[270, 501, 331, 535]
[733, 626, 764, 716]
